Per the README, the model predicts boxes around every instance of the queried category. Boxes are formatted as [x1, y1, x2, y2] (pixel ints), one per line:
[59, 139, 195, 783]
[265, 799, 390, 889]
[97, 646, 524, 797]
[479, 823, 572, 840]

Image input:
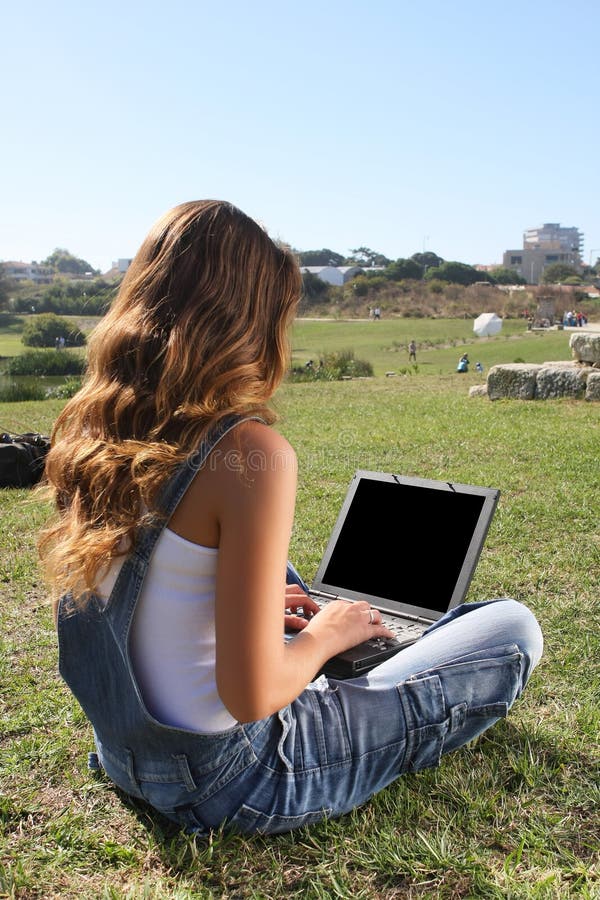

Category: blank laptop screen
[319, 477, 487, 614]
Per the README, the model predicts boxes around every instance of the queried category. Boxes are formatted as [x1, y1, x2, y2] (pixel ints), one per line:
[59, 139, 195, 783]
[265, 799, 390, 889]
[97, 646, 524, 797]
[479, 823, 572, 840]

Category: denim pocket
[397, 674, 448, 772]
[398, 649, 523, 772]
[226, 803, 333, 835]
[275, 682, 351, 772]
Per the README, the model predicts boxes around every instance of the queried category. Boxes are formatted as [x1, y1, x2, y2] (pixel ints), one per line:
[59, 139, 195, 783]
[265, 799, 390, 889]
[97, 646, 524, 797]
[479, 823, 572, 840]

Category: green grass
[0, 315, 27, 357]
[291, 318, 581, 377]
[0, 315, 100, 359]
[1, 330, 599, 897]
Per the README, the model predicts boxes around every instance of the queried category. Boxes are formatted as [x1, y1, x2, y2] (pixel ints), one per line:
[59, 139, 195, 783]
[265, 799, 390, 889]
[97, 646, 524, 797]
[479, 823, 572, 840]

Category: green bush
[0, 382, 46, 402]
[427, 279, 446, 294]
[289, 349, 373, 382]
[322, 349, 373, 377]
[21, 313, 86, 348]
[4, 350, 86, 376]
[45, 377, 83, 399]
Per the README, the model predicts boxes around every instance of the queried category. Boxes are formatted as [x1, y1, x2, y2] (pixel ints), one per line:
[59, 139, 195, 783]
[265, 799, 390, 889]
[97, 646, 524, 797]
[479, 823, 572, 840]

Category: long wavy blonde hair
[40, 200, 301, 606]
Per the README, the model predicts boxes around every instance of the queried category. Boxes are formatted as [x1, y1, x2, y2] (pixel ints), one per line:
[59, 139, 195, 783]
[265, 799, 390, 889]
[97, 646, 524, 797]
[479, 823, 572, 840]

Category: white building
[502, 223, 583, 284]
[301, 265, 364, 286]
[2, 261, 54, 283]
[523, 223, 583, 255]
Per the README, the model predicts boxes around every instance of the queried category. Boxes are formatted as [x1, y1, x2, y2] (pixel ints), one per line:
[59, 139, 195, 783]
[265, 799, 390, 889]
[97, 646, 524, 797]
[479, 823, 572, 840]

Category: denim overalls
[58, 415, 543, 835]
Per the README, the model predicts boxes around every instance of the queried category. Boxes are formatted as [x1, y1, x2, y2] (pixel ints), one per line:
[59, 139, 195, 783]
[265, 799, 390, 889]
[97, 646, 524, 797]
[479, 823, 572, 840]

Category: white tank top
[97, 528, 237, 734]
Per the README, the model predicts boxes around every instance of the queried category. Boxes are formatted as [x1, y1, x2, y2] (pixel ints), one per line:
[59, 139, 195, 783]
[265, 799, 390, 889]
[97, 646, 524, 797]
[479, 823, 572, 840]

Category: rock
[487, 364, 542, 400]
[570, 333, 600, 364]
[536, 365, 587, 399]
[586, 371, 600, 401]
[469, 384, 488, 397]
[542, 359, 581, 366]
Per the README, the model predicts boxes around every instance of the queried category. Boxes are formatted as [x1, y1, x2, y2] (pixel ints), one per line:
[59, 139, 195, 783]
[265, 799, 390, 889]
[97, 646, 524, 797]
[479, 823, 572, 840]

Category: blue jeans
[97, 596, 542, 835]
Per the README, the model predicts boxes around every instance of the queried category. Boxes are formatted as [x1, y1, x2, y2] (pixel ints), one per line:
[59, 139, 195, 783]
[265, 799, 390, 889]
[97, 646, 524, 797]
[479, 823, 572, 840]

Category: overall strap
[95, 412, 264, 637]
[134, 413, 263, 564]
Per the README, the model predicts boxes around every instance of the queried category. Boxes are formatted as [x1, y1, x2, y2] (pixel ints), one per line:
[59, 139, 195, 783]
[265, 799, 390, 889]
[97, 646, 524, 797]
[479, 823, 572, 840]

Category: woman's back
[102, 528, 236, 734]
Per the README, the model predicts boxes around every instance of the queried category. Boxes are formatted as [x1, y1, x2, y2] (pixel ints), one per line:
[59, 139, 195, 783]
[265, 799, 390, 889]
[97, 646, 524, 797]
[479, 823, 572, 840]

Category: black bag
[0, 432, 51, 488]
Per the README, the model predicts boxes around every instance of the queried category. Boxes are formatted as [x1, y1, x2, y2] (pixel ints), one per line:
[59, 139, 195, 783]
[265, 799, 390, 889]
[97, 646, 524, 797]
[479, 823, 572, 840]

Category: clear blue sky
[2, 0, 599, 272]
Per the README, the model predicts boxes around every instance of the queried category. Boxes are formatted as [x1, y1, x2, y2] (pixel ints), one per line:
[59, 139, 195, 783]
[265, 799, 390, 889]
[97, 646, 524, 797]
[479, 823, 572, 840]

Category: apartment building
[2, 261, 54, 283]
[503, 223, 583, 284]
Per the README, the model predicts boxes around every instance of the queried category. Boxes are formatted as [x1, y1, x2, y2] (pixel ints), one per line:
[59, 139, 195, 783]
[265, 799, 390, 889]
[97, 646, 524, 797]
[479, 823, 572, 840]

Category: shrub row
[3, 350, 86, 377]
[0, 375, 82, 403]
[289, 349, 373, 382]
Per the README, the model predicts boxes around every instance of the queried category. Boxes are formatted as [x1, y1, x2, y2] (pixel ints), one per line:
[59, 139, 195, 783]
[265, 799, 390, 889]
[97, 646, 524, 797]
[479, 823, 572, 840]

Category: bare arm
[213, 422, 391, 722]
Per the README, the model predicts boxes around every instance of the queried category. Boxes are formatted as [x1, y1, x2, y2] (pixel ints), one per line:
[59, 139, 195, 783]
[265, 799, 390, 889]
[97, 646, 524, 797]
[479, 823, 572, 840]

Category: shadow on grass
[90, 714, 598, 852]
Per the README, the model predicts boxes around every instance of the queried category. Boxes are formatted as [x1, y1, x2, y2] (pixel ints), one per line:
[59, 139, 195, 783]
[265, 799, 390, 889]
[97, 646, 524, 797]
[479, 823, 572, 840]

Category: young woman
[41, 201, 543, 835]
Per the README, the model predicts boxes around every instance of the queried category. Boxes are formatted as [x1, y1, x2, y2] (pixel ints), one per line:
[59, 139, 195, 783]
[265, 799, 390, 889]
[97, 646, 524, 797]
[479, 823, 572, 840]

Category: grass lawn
[1, 329, 599, 897]
[291, 318, 583, 378]
[0, 316, 27, 358]
[0, 315, 100, 359]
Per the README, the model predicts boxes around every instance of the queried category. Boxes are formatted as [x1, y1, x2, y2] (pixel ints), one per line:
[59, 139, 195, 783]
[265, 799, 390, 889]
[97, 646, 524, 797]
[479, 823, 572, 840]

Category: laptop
[291, 470, 499, 679]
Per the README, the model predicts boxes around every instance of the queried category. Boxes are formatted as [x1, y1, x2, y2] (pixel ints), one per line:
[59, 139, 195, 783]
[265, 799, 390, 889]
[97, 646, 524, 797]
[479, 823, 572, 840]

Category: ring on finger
[368, 608, 376, 624]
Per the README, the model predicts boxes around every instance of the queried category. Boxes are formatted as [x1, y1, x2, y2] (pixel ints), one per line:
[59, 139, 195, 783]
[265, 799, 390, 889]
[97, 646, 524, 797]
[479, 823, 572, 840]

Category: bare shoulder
[211, 420, 297, 521]
[169, 420, 296, 545]
[209, 421, 297, 498]
[232, 419, 297, 473]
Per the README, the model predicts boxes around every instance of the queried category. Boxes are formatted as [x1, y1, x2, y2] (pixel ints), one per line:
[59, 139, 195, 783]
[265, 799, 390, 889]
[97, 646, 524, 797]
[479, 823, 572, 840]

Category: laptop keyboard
[378, 612, 427, 640]
[307, 594, 428, 646]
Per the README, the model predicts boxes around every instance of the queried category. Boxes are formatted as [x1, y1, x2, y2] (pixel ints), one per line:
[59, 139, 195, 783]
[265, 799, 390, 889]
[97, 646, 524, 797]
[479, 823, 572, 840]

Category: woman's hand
[284, 583, 320, 631]
[301, 599, 394, 657]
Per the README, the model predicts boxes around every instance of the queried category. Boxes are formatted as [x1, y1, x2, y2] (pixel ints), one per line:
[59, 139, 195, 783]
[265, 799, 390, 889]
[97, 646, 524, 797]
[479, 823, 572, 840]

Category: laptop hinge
[309, 589, 341, 601]
[398, 611, 435, 625]
[310, 590, 435, 625]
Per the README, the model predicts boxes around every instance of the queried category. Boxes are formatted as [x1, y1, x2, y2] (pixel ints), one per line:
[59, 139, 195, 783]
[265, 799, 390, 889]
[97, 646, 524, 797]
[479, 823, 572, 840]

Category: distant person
[40, 200, 542, 837]
[408, 340, 417, 362]
[475, 361, 484, 374]
[373, 306, 381, 320]
[457, 353, 469, 373]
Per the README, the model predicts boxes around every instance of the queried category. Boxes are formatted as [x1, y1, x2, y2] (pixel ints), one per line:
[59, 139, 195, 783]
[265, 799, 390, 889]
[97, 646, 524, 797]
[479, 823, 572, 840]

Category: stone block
[570, 333, 600, 364]
[536, 365, 587, 399]
[585, 371, 600, 401]
[487, 364, 542, 400]
[542, 360, 580, 366]
[469, 384, 488, 398]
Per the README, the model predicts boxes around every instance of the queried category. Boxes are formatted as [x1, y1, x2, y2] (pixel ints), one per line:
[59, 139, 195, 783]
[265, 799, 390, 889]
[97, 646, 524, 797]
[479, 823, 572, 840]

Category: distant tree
[347, 247, 391, 267]
[297, 249, 345, 267]
[424, 261, 482, 286]
[43, 248, 100, 276]
[541, 263, 580, 284]
[384, 258, 423, 281]
[489, 266, 527, 285]
[410, 251, 444, 271]
[22, 313, 86, 347]
[0, 263, 9, 311]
